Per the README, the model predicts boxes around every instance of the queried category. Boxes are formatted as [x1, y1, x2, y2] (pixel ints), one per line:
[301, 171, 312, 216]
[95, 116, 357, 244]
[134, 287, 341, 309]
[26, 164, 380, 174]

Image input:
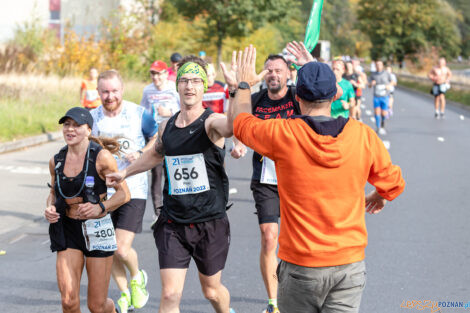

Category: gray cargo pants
[277, 260, 366, 313]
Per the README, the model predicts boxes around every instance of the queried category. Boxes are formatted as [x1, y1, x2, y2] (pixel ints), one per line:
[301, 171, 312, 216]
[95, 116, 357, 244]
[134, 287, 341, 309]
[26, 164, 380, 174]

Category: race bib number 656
[165, 153, 210, 195]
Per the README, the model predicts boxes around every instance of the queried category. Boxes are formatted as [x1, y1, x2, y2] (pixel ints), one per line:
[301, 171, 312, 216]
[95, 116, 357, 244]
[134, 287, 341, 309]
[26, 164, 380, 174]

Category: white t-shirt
[140, 83, 180, 124]
[90, 100, 158, 199]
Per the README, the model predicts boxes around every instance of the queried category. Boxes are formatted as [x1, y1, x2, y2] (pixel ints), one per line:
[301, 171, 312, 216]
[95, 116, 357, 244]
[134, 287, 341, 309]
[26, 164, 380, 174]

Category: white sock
[132, 271, 142, 284]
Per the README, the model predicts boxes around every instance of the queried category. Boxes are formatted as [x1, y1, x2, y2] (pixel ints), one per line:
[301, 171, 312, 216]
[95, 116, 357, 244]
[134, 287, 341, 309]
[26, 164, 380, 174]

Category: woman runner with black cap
[44, 106, 130, 313]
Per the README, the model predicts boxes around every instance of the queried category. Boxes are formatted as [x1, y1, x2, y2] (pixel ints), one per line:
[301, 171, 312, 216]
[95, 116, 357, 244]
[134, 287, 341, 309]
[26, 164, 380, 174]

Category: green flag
[304, 0, 324, 52]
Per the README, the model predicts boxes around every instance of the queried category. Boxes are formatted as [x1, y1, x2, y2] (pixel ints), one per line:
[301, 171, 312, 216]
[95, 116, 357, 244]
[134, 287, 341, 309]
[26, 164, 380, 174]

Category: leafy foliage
[2, 0, 469, 79]
[447, 0, 470, 57]
[171, 0, 293, 64]
[357, 0, 461, 61]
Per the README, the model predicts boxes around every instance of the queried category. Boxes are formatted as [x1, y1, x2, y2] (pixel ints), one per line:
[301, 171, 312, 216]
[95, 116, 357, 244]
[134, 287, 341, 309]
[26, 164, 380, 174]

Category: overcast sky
[0, 0, 49, 43]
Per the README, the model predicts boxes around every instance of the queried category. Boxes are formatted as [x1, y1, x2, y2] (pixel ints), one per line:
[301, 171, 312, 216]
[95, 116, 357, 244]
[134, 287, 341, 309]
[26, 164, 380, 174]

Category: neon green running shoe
[131, 269, 149, 309]
[263, 304, 280, 313]
[116, 292, 133, 313]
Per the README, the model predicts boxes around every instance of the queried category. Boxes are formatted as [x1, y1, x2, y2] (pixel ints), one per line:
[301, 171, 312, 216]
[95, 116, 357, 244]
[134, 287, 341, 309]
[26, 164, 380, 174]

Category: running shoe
[378, 128, 387, 135]
[131, 270, 149, 309]
[263, 304, 280, 313]
[116, 292, 133, 313]
[440, 112, 445, 119]
[262, 304, 279, 313]
[435, 111, 440, 119]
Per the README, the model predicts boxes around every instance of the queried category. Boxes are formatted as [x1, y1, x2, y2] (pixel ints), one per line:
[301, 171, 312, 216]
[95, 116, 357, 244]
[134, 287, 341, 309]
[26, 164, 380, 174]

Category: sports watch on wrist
[229, 88, 237, 98]
[99, 202, 106, 214]
[238, 82, 250, 90]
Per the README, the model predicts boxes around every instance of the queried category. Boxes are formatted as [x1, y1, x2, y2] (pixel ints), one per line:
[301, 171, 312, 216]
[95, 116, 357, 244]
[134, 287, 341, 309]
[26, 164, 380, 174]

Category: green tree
[357, 0, 461, 62]
[171, 0, 293, 64]
[447, 0, 470, 57]
[320, 0, 358, 57]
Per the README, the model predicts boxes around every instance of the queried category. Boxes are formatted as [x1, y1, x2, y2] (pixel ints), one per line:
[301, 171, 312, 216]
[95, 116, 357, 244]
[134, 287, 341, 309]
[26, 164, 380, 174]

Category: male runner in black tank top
[106, 55, 255, 313]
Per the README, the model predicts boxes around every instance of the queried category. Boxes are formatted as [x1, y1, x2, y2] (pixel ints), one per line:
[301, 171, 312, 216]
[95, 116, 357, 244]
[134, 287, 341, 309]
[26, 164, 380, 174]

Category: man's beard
[104, 98, 122, 111]
[267, 80, 283, 93]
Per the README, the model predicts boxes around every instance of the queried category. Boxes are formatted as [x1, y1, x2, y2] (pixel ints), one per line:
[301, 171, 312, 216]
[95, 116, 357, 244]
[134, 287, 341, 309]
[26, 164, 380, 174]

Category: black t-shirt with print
[250, 87, 300, 181]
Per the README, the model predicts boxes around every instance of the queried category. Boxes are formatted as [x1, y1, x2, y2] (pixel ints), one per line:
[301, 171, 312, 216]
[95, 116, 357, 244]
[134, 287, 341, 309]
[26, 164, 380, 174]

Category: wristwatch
[229, 88, 237, 98]
[99, 202, 106, 214]
[238, 82, 250, 90]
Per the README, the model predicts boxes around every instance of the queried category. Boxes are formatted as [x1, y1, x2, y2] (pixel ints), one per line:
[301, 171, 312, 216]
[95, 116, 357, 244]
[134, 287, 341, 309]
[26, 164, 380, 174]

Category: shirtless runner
[428, 57, 452, 119]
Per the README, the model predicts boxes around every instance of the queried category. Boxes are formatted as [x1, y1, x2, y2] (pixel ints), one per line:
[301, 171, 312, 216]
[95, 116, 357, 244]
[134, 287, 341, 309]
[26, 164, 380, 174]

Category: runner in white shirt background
[140, 60, 181, 222]
[91, 69, 158, 313]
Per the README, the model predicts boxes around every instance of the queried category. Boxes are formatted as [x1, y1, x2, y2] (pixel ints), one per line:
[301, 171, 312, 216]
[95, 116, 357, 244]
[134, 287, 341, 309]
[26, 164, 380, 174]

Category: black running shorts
[111, 198, 146, 233]
[153, 214, 230, 276]
[62, 215, 114, 258]
[250, 180, 280, 224]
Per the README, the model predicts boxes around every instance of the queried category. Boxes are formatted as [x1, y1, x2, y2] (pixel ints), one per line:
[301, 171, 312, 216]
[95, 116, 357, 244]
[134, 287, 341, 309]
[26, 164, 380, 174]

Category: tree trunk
[217, 43, 222, 67]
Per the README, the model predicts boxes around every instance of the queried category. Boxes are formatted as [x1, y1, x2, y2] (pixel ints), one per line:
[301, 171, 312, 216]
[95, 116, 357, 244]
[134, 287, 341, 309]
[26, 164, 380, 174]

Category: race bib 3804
[81, 214, 117, 252]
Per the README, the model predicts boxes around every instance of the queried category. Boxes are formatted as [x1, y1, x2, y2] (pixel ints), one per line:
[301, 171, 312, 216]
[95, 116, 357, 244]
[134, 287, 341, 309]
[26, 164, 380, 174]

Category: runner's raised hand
[235, 45, 268, 86]
[286, 41, 315, 67]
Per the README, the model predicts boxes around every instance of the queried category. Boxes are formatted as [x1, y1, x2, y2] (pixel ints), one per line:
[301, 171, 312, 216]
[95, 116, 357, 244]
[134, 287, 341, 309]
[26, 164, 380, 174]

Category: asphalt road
[1, 87, 469, 313]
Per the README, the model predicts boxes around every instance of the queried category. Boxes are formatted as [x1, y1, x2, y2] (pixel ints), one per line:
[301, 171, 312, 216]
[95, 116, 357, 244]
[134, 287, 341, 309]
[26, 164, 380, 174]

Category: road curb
[0, 131, 62, 154]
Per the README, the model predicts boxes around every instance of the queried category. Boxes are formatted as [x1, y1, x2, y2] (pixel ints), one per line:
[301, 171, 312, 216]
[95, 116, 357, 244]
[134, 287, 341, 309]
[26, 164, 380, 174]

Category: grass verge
[0, 74, 146, 142]
[398, 77, 470, 107]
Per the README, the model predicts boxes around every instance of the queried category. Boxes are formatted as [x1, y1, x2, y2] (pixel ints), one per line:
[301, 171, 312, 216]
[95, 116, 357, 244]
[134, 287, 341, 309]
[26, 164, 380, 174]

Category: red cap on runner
[150, 60, 168, 72]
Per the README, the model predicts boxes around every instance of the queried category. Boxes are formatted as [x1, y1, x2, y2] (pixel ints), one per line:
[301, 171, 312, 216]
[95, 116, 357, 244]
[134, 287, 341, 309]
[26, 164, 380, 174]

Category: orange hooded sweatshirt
[234, 113, 405, 267]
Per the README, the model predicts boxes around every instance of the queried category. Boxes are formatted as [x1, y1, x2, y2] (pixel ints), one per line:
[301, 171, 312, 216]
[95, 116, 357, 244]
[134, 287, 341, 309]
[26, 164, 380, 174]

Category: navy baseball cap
[58, 107, 94, 129]
[296, 62, 337, 101]
[170, 52, 182, 63]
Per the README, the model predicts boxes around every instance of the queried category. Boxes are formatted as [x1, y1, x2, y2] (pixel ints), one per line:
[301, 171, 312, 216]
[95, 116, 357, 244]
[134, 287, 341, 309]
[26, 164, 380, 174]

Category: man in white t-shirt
[91, 70, 158, 313]
[140, 60, 180, 220]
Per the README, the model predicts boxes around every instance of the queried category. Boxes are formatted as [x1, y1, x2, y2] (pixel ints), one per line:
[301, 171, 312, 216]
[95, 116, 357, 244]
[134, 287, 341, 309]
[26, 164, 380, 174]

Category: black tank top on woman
[162, 108, 229, 224]
[50, 140, 107, 252]
[53, 140, 107, 209]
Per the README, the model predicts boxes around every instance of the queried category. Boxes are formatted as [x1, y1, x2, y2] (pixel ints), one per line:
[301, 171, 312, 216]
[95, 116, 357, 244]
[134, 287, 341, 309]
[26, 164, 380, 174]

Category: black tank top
[162, 109, 229, 223]
[343, 73, 359, 91]
[53, 140, 107, 210]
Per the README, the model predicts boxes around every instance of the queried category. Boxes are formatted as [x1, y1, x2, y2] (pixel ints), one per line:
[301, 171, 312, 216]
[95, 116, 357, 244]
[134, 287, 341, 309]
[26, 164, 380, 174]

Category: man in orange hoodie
[226, 42, 405, 313]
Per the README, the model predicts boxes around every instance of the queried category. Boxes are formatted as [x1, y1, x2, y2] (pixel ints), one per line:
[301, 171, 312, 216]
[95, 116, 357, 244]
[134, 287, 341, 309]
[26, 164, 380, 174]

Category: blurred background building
[0, 0, 137, 43]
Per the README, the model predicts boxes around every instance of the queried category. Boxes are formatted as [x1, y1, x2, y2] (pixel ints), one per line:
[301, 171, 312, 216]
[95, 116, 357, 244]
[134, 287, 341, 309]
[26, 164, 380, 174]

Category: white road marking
[382, 140, 391, 150]
[460, 115, 465, 120]
[229, 188, 238, 195]
[370, 117, 376, 123]
[42, 239, 50, 245]
[360, 104, 366, 109]
[365, 110, 372, 116]
[437, 137, 445, 142]
[0, 165, 49, 175]
[9, 233, 28, 244]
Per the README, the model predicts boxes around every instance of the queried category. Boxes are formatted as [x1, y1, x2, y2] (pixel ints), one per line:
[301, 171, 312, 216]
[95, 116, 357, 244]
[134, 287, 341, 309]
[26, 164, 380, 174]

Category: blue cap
[199, 51, 206, 57]
[296, 62, 337, 101]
